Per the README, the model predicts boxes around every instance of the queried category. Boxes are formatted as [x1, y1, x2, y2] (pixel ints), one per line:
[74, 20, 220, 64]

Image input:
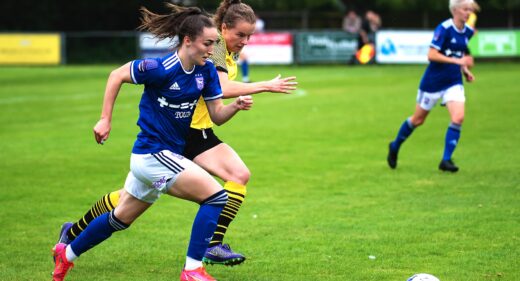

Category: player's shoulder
[134, 53, 173, 73]
[439, 18, 454, 30]
[158, 52, 181, 72]
[209, 33, 228, 67]
[131, 55, 170, 84]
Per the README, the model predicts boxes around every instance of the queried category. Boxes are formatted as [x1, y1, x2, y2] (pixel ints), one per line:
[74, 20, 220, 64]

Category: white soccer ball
[407, 273, 440, 281]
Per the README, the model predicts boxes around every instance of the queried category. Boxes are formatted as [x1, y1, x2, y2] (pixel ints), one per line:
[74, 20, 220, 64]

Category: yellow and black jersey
[190, 33, 238, 129]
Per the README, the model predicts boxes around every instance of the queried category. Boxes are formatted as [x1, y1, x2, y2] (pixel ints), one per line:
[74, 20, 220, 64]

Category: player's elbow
[209, 112, 225, 126]
[427, 48, 439, 62]
[213, 119, 225, 126]
[427, 52, 436, 62]
[108, 69, 124, 84]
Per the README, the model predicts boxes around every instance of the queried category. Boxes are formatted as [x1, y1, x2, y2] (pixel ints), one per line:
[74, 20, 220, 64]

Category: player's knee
[231, 167, 251, 185]
[411, 117, 425, 127]
[451, 115, 464, 124]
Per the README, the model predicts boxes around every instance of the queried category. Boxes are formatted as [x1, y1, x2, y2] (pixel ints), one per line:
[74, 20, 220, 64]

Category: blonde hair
[449, 0, 475, 11]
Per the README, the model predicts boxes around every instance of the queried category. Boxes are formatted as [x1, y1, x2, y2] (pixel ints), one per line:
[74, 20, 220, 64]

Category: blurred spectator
[342, 10, 362, 34]
[355, 10, 381, 64]
[358, 10, 382, 48]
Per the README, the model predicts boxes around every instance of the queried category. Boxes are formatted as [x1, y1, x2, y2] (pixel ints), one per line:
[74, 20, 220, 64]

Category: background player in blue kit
[387, 0, 477, 172]
[51, 5, 252, 281]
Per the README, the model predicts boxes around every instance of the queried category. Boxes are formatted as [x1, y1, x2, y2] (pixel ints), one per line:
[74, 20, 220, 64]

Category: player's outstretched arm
[218, 71, 297, 98]
[205, 95, 253, 126]
[93, 62, 133, 144]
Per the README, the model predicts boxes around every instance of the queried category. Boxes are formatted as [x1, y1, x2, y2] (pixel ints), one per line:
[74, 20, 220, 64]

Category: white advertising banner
[139, 33, 177, 58]
[376, 30, 433, 64]
[139, 32, 293, 64]
[243, 32, 293, 64]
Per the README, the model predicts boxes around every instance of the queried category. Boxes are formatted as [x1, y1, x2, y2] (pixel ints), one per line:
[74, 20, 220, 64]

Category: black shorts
[183, 128, 223, 160]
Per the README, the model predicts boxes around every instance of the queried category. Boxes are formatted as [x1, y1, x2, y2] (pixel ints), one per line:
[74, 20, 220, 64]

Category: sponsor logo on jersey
[169, 82, 180, 90]
[157, 97, 198, 110]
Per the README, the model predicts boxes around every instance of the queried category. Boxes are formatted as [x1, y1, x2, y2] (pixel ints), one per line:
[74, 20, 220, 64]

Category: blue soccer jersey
[130, 52, 223, 155]
[419, 19, 474, 92]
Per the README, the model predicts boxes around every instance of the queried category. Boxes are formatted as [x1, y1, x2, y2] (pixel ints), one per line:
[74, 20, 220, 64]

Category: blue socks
[69, 211, 128, 257]
[67, 190, 227, 262]
[443, 122, 461, 160]
[391, 118, 462, 161]
[391, 118, 415, 151]
[241, 60, 249, 82]
[187, 190, 228, 260]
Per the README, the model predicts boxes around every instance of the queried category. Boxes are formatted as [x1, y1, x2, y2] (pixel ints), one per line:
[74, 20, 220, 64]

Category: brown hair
[138, 3, 215, 47]
[214, 0, 256, 30]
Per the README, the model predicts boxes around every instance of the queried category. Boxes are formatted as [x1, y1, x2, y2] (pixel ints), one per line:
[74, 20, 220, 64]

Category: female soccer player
[387, 0, 477, 172]
[52, 5, 252, 281]
[56, 0, 297, 267]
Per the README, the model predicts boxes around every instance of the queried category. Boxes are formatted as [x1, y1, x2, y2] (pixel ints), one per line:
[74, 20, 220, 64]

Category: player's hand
[235, 95, 253, 110]
[267, 74, 298, 94]
[93, 118, 111, 144]
[458, 56, 474, 67]
[463, 70, 475, 83]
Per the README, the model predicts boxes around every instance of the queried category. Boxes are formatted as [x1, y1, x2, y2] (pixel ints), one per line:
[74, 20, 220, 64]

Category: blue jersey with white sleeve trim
[130, 52, 223, 155]
[419, 19, 474, 92]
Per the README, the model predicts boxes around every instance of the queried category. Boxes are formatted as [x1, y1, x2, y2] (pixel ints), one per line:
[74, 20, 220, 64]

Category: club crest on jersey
[196, 76, 204, 90]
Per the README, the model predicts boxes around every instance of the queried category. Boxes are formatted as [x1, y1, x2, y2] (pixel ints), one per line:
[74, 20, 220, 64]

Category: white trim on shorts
[124, 150, 196, 203]
[416, 84, 465, 111]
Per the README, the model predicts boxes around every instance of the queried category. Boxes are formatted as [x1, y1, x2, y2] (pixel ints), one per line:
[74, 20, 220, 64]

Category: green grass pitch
[0, 62, 518, 280]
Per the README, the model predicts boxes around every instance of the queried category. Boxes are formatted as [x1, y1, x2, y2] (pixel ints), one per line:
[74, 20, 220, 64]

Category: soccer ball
[407, 273, 440, 281]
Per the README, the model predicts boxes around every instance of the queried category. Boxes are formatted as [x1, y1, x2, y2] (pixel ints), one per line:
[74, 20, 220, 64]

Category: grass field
[0, 62, 518, 281]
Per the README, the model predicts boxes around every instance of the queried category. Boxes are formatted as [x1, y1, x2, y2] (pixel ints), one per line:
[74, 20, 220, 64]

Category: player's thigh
[442, 84, 465, 105]
[193, 143, 250, 183]
[416, 89, 441, 111]
[410, 104, 431, 126]
[168, 163, 223, 203]
[443, 84, 465, 123]
[128, 151, 198, 203]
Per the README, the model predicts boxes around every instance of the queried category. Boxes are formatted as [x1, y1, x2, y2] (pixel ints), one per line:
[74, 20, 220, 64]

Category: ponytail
[214, 0, 256, 30]
[138, 3, 215, 46]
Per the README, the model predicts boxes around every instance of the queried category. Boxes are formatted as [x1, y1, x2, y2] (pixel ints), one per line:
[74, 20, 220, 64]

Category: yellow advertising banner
[0, 33, 62, 65]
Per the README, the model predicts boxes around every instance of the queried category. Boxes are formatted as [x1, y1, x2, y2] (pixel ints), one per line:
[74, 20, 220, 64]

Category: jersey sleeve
[430, 24, 447, 51]
[202, 62, 223, 102]
[210, 36, 228, 74]
[130, 58, 164, 86]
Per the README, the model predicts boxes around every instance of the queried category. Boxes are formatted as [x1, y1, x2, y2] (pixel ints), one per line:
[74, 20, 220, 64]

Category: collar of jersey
[174, 51, 195, 74]
[218, 32, 238, 60]
[449, 18, 467, 34]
